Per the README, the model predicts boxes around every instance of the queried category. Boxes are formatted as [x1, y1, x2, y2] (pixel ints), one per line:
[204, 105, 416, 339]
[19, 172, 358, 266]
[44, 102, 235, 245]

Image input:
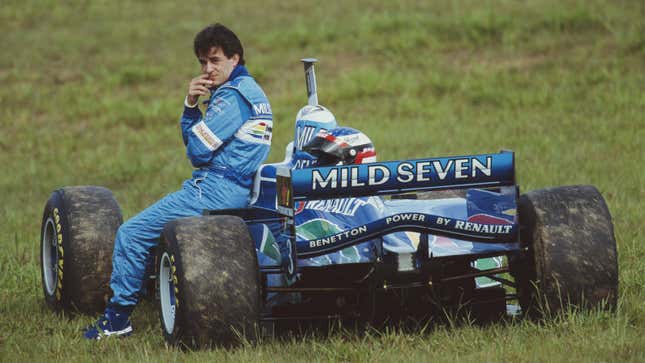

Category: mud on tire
[511, 185, 618, 316]
[40, 186, 122, 314]
[158, 215, 261, 348]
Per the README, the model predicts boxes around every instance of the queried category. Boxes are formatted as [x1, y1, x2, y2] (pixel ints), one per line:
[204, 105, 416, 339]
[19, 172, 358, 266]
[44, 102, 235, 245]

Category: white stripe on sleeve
[191, 121, 223, 151]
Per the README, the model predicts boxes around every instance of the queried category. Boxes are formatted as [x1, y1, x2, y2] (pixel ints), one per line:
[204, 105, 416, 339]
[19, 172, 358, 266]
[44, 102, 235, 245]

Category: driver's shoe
[83, 308, 133, 340]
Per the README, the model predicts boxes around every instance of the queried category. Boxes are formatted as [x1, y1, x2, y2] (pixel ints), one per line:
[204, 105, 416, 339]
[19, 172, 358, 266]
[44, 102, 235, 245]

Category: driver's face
[198, 47, 239, 87]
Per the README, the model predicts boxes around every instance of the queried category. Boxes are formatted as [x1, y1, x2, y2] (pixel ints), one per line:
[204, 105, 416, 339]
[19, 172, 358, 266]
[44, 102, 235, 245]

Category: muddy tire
[512, 185, 618, 316]
[40, 186, 122, 314]
[158, 215, 260, 348]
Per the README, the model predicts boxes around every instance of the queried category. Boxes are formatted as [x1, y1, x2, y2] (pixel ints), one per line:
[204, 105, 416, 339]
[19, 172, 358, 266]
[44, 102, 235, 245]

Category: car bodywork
[203, 59, 522, 323]
[207, 149, 521, 321]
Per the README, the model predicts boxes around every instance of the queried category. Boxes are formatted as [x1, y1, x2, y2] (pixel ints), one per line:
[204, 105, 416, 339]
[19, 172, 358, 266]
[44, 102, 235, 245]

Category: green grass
[1, 0, 643, 361]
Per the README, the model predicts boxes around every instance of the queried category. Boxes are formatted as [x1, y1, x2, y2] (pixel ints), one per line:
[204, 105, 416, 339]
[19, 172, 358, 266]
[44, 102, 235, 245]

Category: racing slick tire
[40, 186, 122, 314]
[157, 215, 261, 348]
[511, 185, 618, 317]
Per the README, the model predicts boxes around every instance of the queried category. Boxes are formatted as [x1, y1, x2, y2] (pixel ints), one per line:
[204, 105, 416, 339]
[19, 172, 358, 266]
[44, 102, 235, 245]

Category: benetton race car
[40, 59, 618, 348]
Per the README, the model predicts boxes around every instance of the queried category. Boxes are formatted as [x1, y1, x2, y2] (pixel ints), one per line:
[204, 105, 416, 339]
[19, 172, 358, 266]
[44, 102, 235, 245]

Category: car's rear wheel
[511, 185, 618, 316]
[158, 215, 261, 348]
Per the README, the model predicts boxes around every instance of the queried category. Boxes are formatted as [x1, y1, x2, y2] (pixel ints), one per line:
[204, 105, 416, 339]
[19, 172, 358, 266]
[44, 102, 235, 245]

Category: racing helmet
[291, 105, 338, 168]
[303, 127, 376, 166]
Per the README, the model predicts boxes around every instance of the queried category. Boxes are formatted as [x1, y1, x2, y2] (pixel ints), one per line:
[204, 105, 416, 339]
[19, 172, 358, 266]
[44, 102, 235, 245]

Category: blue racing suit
[108, 65, 272, 309]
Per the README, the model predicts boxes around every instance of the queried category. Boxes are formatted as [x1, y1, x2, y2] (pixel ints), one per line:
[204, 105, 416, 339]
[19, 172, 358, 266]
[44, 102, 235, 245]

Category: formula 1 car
[40, 59, 618, 348]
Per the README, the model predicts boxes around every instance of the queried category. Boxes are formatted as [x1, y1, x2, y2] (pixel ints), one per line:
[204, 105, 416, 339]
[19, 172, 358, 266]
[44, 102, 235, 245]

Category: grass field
[1, 0, 643, 361]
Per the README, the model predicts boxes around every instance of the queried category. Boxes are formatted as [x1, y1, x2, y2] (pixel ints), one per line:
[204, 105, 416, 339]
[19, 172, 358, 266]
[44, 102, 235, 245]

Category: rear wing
[277, 151, 517, 258]
[278, 152, 515, 208]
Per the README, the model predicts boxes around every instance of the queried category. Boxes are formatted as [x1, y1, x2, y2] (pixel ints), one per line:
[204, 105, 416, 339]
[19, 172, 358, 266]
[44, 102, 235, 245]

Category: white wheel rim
[159, 252, 176, 335]
[42, 218, 58, 296]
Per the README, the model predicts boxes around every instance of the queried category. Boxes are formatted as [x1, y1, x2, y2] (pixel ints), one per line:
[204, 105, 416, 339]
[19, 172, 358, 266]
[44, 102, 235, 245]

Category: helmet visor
[303, 135, 345, 166]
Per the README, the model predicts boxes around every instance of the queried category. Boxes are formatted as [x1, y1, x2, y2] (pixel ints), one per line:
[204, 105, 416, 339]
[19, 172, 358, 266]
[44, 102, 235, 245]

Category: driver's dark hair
[194, 23, 245, 65]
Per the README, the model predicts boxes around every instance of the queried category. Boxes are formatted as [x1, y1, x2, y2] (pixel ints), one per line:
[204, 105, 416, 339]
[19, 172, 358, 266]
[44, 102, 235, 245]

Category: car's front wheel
[40, 186, 122, 314]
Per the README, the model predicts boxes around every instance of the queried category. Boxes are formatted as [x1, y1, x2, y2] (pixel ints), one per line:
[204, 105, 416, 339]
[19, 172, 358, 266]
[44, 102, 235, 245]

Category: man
[84, 23, 272, 339]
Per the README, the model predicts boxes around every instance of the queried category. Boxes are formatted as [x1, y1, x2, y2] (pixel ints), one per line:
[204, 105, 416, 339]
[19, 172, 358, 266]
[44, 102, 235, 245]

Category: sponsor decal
[385, 213, 426, 224]
[454, 220, 513, 234]
[53, 208, 64, 301]
[310, 156, 492, 191]
[296, 218, 364, 263]
[389, 213, 512, 234]
[293, 158, 317, 169]
[295, 198, 367, 216]
[336, 133, 371, 145]
[170, 254, 179, 308]
[307, 225, 368, 248]
[236, 119, 272, 145]
[252, 102, 272, 116]
[297, 212, 518, 257]
[248, 121, 272, 141]
[250, 122, 268, 136]
[297, 219, 367, 250]
[192, 121, 222, 151]
[295, 125, 318, 150]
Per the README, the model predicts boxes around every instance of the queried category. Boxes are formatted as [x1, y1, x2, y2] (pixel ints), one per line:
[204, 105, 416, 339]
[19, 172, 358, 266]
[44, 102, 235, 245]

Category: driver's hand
[186, 74, 213, 106]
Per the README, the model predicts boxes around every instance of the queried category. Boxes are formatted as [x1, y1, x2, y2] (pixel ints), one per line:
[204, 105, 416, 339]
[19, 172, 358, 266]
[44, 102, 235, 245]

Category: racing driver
[84, 23, 273, 339]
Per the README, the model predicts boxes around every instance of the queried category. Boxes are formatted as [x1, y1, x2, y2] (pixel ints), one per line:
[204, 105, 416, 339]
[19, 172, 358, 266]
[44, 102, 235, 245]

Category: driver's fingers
[189, 85, 210, 96]
[192, 78, 213, 87]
